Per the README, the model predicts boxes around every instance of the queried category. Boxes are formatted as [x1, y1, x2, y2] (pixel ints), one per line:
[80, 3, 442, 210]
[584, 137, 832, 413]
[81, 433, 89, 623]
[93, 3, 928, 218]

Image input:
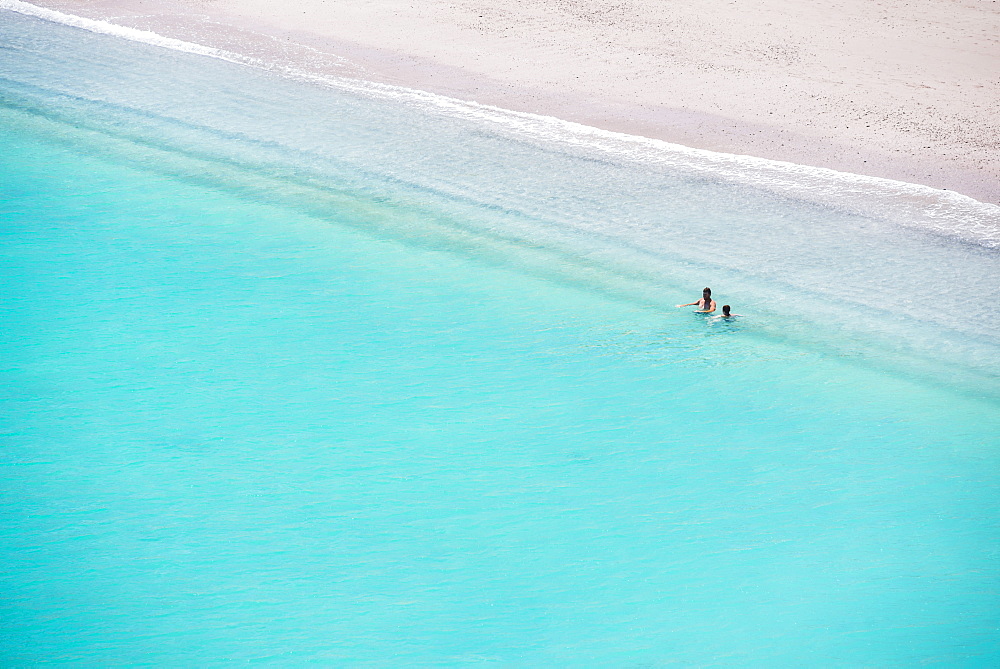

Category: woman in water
[677, 287, 716, 313]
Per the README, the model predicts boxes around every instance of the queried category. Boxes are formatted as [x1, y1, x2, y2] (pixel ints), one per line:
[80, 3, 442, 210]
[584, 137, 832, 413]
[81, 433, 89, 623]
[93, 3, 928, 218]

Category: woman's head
[722, 304, 731, 316]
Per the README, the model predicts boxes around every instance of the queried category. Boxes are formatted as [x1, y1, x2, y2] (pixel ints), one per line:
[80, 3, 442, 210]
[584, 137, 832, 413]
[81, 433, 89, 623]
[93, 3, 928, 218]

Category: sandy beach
[24, 0, 1000, 204]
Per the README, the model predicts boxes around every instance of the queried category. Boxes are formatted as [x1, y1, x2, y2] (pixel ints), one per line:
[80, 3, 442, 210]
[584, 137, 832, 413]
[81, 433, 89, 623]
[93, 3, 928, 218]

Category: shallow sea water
[1, 7, 999, 665]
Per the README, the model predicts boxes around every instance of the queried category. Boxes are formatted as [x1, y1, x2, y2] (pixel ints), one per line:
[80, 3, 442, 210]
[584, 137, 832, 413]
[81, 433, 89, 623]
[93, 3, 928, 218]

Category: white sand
[28, 0, 1000, 203]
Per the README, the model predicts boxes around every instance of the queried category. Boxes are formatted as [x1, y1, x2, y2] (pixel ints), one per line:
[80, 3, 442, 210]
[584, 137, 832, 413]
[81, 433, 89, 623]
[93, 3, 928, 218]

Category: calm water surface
[1, 8, 999, 665]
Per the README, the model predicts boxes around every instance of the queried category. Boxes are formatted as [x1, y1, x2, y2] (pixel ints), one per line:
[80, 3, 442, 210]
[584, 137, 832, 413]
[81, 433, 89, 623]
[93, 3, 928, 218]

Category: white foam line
[4, 0, 999, 245]
[0, 0, 275, 69]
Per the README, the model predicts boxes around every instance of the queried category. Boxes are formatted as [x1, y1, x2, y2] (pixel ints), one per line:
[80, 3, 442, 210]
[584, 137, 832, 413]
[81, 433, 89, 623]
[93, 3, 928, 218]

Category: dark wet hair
[722, 304, 731, 316]
[703, 287, 711, 296]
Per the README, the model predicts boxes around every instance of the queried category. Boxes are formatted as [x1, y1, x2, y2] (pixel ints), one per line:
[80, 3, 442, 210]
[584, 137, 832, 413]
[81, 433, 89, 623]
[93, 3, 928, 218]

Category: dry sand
[27, 0, 1000, 203]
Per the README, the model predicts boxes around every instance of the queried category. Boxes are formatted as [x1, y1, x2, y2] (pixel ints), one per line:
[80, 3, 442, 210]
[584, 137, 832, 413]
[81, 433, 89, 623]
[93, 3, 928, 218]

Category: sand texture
[26, 0, 1000, 203]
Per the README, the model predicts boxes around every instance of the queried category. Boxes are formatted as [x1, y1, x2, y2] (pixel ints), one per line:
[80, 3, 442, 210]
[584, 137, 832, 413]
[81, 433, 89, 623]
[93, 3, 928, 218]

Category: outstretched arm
[676, 302, 698, 307]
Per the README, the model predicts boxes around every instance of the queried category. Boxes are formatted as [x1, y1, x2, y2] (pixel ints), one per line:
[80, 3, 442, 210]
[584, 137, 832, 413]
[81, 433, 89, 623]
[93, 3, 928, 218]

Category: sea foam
[3, 0, 998, 248]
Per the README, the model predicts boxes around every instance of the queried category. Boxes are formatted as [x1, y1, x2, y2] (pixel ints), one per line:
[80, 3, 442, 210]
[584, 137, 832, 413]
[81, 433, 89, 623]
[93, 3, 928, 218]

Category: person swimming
[677, 287, 716, 313]
[716, 304, 741, 319]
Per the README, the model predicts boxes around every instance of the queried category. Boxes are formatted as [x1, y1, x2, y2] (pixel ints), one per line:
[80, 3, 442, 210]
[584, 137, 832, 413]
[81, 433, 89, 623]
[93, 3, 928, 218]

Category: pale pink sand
[29, 0, 1000, 203]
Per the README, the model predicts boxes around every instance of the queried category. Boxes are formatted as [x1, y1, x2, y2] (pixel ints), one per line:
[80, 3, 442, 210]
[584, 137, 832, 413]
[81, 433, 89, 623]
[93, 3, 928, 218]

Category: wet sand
[26, 0, 1000, 203]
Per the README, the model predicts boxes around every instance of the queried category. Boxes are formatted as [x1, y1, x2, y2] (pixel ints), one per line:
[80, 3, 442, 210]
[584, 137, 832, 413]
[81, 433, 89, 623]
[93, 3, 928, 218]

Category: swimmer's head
[703, 287, 712, 297]
[722, 305, 731, 316]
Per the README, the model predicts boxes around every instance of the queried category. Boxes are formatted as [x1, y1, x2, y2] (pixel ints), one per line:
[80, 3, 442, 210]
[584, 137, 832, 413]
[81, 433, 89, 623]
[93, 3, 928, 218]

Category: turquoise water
[2, 8, 1000, 665]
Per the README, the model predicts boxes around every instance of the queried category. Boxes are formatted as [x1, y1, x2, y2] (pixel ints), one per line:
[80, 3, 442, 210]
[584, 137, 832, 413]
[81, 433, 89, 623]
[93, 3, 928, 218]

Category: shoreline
[14, 0, 1000, 205]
